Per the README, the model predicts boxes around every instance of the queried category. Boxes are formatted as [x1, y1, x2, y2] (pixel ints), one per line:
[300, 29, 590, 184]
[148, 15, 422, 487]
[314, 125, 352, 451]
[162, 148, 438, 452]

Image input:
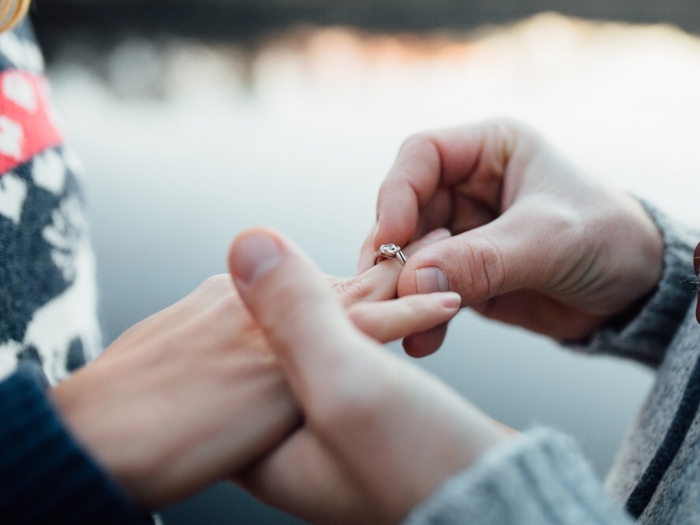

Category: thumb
[228, 228, 369, 403]
[398, 200, 562, 304]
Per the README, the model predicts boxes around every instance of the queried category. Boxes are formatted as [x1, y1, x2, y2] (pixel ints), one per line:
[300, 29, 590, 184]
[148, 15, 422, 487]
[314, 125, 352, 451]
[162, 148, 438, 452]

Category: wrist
[576, 190, 664, 326]
[49, 364, 158, 508]
[612, 194, 664, 315]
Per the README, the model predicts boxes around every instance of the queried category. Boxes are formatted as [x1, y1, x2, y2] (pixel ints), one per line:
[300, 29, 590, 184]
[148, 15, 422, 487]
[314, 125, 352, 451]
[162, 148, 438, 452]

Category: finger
[237, 429, 374, 525]
[348, 292, 460, 344]
[357, 188, 452, 273]
[334, 228, 450, 308]
[229, 230, 509, 523]
[375, 121, 519, 252]
[357, 224, 379, 275]
[228, 228, 369, 403]
[397, 200, 558, 307]
[402, 323, 449, 358]
[451, 193, 499, 235]
[412, 186, 453, 241]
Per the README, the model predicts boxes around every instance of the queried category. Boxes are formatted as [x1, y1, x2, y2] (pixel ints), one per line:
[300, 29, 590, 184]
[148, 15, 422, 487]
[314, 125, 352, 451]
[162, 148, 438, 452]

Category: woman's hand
[359, 120, 664, 355]
[50, 275, 296, 509]
[230, 229, 510, 525]
[50, 230, 457, 510]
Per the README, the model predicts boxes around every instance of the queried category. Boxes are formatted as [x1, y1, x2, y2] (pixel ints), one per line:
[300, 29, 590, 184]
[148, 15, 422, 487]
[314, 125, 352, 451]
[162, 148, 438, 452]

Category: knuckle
[188, 274, 235, 304]
[459, 237, 505, 300]
[205, 273, 230, 284]
[333, 274, 373, 304]
[401, 131, 431, 151]
[201, 273, 232, 291]
[484, 117, 527, 140]
[481, 118, 541, 161]
[198, 274, 241, 313]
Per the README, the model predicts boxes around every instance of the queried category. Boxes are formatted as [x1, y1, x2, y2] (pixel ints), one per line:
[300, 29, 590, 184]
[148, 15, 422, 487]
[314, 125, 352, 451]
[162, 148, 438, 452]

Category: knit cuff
[0, 363, 153, 525]
[568, 201, 699, 367]
[402, 428, 634, 525]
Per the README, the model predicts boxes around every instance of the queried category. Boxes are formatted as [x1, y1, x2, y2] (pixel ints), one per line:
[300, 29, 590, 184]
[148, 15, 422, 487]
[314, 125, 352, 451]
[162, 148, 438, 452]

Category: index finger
[374, 133, 443, 251]
[374, 122, 517, 252]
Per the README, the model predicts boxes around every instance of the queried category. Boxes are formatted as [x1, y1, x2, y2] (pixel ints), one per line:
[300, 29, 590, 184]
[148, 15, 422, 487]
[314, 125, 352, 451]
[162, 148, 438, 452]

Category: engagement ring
[373, 244, 407, 267]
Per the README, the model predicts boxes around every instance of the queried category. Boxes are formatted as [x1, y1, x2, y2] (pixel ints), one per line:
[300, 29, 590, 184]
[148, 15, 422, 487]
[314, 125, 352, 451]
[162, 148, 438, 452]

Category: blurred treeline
[31, 0, 700, 60]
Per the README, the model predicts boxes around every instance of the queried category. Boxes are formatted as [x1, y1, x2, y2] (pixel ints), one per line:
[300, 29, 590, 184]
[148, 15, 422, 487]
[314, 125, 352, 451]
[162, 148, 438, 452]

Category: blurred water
[47, 12, 700, 524]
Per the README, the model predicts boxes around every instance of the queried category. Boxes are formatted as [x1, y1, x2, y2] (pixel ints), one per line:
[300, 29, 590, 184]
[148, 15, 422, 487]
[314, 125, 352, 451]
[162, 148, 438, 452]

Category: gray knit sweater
[404, 205, 700, 525]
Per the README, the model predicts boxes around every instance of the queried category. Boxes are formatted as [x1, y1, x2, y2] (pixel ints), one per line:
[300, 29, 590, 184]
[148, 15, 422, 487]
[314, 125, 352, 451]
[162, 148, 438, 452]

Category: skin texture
[230, 229, 509, 525]
[50, 230, 459, 510]
[358, 120, 665, 356]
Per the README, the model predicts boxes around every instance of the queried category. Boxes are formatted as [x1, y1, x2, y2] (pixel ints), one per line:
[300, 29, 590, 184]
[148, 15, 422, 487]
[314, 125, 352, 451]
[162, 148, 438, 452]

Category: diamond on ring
[373, 244, 407, 267]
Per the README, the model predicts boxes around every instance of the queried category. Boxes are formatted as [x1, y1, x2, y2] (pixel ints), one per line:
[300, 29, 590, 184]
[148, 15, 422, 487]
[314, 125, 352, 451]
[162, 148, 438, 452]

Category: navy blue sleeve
[0, 363, 153, 525]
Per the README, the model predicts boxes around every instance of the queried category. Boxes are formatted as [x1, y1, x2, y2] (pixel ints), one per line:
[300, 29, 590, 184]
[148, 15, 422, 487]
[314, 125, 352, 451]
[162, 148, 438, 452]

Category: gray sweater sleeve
[402, 429, 634, 525]
[568, 202, 699, 367]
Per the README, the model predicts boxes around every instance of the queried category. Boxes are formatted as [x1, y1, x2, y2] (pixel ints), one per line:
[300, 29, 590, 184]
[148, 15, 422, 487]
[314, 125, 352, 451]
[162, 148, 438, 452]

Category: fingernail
[420, 228, 451, 245]
[432, 292, 461, 309]
[231, 232, 282, 284]
[373, 222, 381, 246]
[416, 266, 450, 294]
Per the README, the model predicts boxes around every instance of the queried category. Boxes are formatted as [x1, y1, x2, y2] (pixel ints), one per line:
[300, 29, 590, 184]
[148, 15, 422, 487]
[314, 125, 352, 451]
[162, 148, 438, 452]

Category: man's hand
[50, 230, 458, 509]
[359, 120, 664, 355]
[230, 229, 509, 525]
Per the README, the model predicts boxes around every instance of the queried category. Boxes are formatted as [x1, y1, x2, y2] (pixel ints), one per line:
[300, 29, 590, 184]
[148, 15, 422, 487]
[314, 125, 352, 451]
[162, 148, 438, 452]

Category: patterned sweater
[0, 20, 151, 524]
[0, 20, 101, 386]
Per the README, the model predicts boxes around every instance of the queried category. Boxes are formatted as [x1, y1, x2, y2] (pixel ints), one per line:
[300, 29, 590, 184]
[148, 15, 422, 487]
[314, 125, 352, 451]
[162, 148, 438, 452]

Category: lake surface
[48, 13, 700, 523]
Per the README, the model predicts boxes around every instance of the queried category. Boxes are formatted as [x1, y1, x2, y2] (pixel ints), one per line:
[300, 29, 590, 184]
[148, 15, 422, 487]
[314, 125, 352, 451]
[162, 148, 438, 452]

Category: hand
[50, 275, 296, 509]
[359, 120, 664, 355]
[230, 229, 510, 525]
[50, 231, 458, 509]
